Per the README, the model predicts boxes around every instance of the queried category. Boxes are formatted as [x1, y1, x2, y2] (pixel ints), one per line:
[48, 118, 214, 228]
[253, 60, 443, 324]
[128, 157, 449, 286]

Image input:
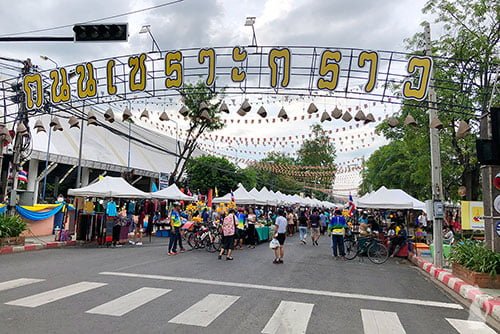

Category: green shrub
[0, 214, 27, 238]
[448, 240, 500, 276]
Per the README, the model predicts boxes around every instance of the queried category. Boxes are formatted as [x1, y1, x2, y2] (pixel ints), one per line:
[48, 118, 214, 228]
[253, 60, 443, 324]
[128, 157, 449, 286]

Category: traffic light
[477, 107, 500, 165]
[73, 24, 128, 42]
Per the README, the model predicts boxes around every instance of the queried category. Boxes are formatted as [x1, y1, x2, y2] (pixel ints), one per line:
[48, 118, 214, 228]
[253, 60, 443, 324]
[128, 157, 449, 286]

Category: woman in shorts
[273, 209, 288, 264]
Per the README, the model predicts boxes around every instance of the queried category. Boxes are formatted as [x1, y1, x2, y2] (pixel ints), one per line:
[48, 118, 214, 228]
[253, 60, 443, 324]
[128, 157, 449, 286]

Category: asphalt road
[0, 234, 495, 334]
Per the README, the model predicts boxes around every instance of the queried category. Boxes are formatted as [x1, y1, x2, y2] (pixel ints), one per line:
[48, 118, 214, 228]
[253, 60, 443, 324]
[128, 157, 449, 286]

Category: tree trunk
[462, 166, 480, 200]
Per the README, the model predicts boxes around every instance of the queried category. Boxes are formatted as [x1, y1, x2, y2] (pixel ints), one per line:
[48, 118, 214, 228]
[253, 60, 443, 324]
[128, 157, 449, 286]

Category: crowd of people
[160, 203, 421, 263]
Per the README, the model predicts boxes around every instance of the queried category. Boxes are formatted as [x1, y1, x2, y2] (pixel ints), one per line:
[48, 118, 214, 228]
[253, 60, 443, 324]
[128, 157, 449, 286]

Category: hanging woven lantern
[307, 103, 318, 114]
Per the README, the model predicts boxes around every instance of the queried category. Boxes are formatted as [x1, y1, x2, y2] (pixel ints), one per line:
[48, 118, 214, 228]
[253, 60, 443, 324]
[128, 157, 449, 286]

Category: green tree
[297, 124, 336, 199]
[297, 124, 336, 166]
[362, 0, 499, 201]
[169, 81, 225, 184]
[244, 152, 303, 194]
[185, 155, 238, 195]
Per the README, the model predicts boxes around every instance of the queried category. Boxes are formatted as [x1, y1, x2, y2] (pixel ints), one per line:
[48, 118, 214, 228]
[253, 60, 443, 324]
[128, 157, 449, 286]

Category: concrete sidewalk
[409, 252, 500, 325]
[0, 234, 77, 255]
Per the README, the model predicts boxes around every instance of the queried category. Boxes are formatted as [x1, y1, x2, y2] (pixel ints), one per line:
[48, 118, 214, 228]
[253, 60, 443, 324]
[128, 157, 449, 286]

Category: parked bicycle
[344, 235, 389, 264]
[185, 222, 222, 253]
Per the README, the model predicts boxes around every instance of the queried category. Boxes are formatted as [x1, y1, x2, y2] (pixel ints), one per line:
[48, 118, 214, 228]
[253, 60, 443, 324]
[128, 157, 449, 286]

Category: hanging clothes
[106, 200, 118, 217]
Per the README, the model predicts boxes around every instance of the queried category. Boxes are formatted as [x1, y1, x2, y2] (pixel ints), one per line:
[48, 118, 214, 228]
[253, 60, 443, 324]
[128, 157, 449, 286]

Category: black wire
[0, 0, 186, 37]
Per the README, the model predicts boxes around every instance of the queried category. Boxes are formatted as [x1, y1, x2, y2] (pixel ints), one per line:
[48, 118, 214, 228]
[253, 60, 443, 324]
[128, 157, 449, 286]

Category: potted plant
[448, 240, 500, 288]
[0, 214, 27, 246]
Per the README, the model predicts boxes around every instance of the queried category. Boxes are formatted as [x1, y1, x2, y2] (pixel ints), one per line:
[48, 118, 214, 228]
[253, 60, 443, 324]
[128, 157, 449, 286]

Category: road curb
[409, 252, 500, 322]
[0, 240, 76, 255]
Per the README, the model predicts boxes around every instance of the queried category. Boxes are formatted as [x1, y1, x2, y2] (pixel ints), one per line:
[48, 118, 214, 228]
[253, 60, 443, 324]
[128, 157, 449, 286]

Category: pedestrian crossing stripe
[168, 293, 240, 327]
[261, 301, 314, 334]
[0, 279, 497, 333]
[86, 287, 171, 317]
[446, 318, 497, 334]
[0, 278, 45, 292]
[5, 281, 107, 308]
[361, 309, 406, 334]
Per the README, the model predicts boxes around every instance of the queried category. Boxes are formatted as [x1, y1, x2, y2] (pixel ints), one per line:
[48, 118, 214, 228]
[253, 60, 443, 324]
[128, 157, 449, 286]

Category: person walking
[329, 210, 347, 259]
[273, 209, 287, 264]
[219, 209, 237, 260]
[319, 210, 327, 235]
[286, 210, 295, 236]
[298, 210, 308, 244]
[246, 207, 257, 248]
[309, 209, 321, 246]
[167, 203, 183, 256]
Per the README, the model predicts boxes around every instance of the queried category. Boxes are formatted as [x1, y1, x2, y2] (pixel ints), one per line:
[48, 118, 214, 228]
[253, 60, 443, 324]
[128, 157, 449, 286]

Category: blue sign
[496, 221, 500, 237]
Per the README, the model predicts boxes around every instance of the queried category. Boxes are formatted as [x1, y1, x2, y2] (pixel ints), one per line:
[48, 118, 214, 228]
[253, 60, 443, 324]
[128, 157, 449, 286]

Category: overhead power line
[0, 0, 185, 37]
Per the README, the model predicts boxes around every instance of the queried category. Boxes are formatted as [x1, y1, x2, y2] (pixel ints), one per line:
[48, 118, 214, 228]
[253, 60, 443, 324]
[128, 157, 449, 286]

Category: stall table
[255, 226, 270, 243]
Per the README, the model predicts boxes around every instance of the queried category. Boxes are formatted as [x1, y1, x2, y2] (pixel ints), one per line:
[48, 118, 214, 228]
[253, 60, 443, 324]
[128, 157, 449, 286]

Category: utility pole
[423, 22, 445, 268]
[9, 59, 32, 210]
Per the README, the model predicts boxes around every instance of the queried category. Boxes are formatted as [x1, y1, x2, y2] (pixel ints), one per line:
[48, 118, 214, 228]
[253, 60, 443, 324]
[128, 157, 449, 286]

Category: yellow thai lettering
[128, 53, 147, 92]
[76, 63, 97, 99]
[106, 59, 117, 95]
[358, 51, 378, 93]
[49, 68, 70, 104]
[317, 50, 341, 91]
[23, 73, 43, 110]
[231, 47, 247, 82]
[402, 56, 433, 101]
[268, 48, 291, 88]
[165, 51, 183, 88]
[198, 48, 216, 86]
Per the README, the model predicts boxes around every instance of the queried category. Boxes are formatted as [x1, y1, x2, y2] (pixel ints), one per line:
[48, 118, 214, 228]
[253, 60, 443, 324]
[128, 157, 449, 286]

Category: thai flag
[348, 194, 356, 216]
[230, 190, 235, 202]
[18, 170, 28, 183]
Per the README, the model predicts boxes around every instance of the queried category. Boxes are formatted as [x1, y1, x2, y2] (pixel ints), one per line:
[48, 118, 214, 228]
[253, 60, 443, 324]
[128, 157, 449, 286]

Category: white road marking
[168, 293, 239, 327]
[446, 318, 496, 334]
[361, 309, 406, 334]
[261, 301, 314, 334]
[5, 282, 107, 308]
[0, 278, 45, 292]
[100, 271, 463, 309]
[86, 287, 171, 317]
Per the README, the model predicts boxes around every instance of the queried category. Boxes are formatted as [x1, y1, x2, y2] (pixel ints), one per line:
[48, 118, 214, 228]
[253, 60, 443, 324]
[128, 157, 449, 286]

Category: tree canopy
[169, 81, 225, 185]
[361, 0, 499, 201]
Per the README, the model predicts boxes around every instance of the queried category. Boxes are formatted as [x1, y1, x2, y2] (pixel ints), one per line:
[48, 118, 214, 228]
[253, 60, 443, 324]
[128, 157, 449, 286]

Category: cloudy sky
[0, 0, 437, 194]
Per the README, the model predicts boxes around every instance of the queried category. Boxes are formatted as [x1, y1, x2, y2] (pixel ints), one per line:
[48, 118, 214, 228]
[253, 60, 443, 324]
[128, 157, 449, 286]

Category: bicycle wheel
[213, 233, 222, 252]
[367, 242, 389, 264]
[344, 239, 358, 260]
[186, 232, 197, 250]
[202, 233, 216, 253]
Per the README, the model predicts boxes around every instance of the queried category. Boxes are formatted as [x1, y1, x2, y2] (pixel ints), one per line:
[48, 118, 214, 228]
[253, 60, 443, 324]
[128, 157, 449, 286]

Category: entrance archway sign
[19, 46, 435, 112]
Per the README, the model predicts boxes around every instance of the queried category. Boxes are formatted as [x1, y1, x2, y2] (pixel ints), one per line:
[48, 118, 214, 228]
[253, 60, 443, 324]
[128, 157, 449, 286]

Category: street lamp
[39, 55, 58, 68]
[139, 25, 162, 56]
[244, 16, 257, 47]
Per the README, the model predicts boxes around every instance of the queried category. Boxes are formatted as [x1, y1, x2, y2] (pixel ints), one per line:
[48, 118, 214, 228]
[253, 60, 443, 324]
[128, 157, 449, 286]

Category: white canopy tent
[258, 187, 279, 206]
[213, 184, 265, 205]
[68, 176, 150, 198]
[357, 186, 425, 210]
[150, 184, 196, 201]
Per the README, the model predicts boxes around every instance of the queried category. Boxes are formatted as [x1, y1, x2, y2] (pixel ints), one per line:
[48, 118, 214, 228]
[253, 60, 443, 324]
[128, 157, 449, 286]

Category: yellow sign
[461, 201, 484, 230]
[21, 47, 433, 111]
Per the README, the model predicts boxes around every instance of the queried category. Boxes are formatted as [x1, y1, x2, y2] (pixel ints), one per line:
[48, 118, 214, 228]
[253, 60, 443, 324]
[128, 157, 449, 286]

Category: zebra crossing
[0, 277, 496, 334]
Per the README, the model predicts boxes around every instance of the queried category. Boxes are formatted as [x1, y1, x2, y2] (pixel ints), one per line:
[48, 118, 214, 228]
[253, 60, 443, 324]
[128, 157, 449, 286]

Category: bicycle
[344, 235, 389, 264]
[186, 223, 222, 253]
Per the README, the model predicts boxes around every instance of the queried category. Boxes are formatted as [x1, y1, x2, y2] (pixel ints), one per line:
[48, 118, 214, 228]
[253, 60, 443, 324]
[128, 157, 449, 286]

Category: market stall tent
[151, 184, 196, 201]
[68, 176, 150, 198]
[213, 184, 265, 205]
[258, 187, 279, 206]
[357, 186, 425, 210]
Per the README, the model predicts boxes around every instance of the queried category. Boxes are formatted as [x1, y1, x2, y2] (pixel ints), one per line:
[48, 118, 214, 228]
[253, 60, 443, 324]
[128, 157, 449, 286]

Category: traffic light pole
[424, 22, 444, 268]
